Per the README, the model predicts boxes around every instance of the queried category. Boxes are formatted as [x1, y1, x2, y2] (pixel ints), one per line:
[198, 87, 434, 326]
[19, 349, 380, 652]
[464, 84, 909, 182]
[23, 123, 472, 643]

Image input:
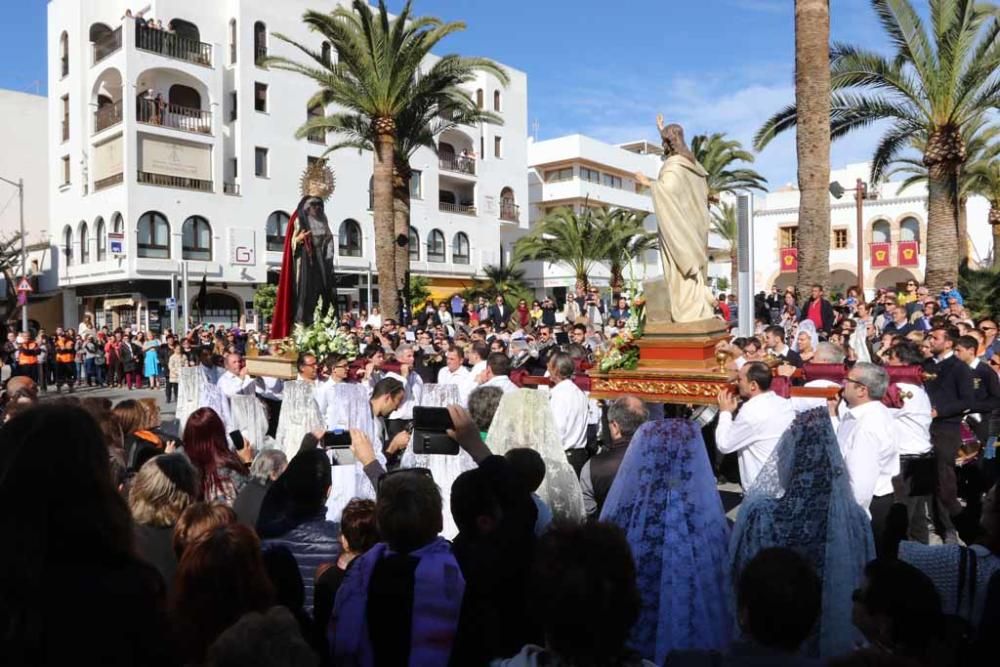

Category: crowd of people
[1, 281, 999, 666]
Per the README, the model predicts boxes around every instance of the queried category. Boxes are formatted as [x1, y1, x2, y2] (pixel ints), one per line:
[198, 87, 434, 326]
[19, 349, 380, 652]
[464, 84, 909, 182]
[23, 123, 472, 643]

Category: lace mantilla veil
[729, 407, 874, 658]
[275, 380, 324, 459]
[485, 389, 586, 523]
[600, 419, 733, 663]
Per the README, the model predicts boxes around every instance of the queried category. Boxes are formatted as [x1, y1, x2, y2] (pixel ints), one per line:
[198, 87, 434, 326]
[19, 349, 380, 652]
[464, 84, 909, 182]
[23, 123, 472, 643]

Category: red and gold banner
[897, 240, 919, 267]
[779, 247, 798, 273]
[870, 242, 892, 268]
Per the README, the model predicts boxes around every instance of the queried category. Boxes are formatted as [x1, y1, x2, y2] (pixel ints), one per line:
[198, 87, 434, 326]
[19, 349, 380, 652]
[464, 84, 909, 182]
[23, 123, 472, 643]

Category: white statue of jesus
[635, 116, 717, 324]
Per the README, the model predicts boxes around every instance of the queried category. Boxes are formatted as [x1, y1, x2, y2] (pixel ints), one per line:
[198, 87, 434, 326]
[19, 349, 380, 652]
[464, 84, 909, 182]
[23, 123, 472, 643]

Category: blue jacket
[939, 288, 965, 310]
[263, 514, 341, 614]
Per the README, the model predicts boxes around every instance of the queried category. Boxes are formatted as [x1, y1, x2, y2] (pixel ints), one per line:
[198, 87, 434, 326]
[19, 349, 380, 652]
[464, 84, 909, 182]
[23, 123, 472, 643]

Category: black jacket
[923, 354, 975, 424]
[588, 437, 632, 517]
[799, 297, 835, 333]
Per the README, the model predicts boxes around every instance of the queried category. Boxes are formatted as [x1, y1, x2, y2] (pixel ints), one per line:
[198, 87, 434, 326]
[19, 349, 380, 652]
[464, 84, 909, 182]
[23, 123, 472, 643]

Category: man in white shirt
[387, 343, 423, 421]
[547, 351, 590, 474]
[316, 353, 350, 428]
[835, 362, 899, 551]
[466, 341, 489, 384]
[218, 353, 256, 399]
[296, 352, 320, 385]
[480, 352, 518, 395]
[716, 361, 795, 490]
[437, 346, 473, 406]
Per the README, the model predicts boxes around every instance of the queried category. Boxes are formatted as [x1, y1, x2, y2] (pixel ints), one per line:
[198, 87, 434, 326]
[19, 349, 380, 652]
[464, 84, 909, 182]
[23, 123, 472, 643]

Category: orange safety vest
[56, 339, 75, 364]
[19, 342, 40, 365]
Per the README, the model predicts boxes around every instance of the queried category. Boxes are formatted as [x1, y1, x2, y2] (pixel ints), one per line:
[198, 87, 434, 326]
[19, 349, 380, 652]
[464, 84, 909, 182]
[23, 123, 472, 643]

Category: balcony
[136, 24, 212, 67]
[439, 202, 477, 216]
[94, 100, 123, 133]
[439, 156, 476, 176]
[92, 27, 122, 65]
[224, 182, 241, 196]
[137, 100, 212, 135]
[94, 172, 123, 191]
[138, 170, 213, 192]
[499, 199, 519, 222]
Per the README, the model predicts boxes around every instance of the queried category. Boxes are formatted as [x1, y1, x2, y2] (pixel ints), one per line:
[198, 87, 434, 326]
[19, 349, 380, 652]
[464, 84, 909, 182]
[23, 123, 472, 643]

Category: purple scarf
[331, 537, 465, 666]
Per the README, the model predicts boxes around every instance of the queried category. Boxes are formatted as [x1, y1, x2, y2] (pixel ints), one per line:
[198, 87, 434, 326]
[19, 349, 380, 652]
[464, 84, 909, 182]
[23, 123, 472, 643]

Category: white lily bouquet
[290, 301, 359, 360]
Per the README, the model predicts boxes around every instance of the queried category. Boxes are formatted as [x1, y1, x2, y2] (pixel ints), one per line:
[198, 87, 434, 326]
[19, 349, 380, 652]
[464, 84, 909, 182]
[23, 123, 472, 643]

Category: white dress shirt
[837, 400, 900, 513]
[716, 391, 795, 489]
[482, 374, 518, 394]
[314, 377, 339, 423]
[437, 365, 473, 405]
[889, 382, 933, 456]
[217, 370, 256, 399]
[548, 378, 589, 451]
[387, 371, 423, 420]
[469, 359, 487, 383]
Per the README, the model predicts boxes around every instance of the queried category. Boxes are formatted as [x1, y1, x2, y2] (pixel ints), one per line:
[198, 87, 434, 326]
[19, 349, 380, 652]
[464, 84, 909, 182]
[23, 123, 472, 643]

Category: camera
[411, 406, 459, 455]
[321, 429, 352, 449]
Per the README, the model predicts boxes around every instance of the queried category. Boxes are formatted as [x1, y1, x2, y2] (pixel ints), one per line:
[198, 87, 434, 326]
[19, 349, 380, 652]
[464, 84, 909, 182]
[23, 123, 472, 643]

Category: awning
[103, 297, 135, 309]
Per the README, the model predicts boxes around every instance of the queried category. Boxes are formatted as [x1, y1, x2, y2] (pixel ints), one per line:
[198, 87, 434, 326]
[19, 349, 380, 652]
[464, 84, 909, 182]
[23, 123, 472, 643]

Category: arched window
[368, 175, 374, 210]
[452, 232, 470, 264]
[201, 292, 242, 328]
[476, 89, 484, 109]
[409, 226, 420, 261]
[59, 32, 69, 77]
[339, 219, 363, 257]
[182, 216, 212, 260]
[306, 103, 325, 143]
[63, 225, 73, 266]
[168, 84, 201, 109]
[169, 19, 200, 43]
[79, 222, 90, 264]
[321, 41, 332, 65]
[229, 19, 237, 64]
[137, 211, 170, 258]
[493, 89, 501, 112]
[95, 217, 106, 261]
[266, 211, 289, 251]
[254, 21, 267, 64]
[900, 216, 921, 243]
[427, 229, 446, 263]
[112, 212, 124, 234]
[500, 186, 517, 222]
[872, 219, 891, 243]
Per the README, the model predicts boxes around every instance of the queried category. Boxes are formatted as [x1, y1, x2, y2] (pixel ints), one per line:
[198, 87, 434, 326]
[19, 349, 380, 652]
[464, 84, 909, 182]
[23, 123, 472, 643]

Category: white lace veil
[274, 380, 324, 458]
[230, 394, 269, 452]
[792, 319, 819, 353]
[323, 382, 384, 523]
[486, 388, 585, 523]
[175, 366, 202, 434]
[401, 383, 478, 539]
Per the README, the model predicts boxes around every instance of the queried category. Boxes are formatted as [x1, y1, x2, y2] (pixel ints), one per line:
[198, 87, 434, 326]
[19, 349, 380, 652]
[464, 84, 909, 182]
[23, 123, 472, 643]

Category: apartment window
[409, 170, 422, 199]
[255, 147, 269, 177]
[408, 226, 420, 261]
[254, 21, 267, 64]
[79, 222, 90, 264]
[480, 136, 484, 160]
[59, 32, 69, 77]
[254, 82, 268, 112]
[306, 104, 325, 143]
[452, 232, 470, 264]
[833, 228, 849, 249]
[182, 216, 213, 261]
[545, 167, 573, 183]
[321, 41, 332, 66]
[137, 211, 171, 259]
[63, 226, 73, 266]
[493, 90, 501, 112]
[231, 157, 238, 179]
[602, 173, 623, 189]
[779, 226, 798, 248]
[580, 167, 600, 183]
[61, 156, 71, 186]
[494, 136, 502, 158]
[229, 91, 238, 121]
[266, 211, 289, 251]
[338, 219, 363, 257]
[427, 229, 446, 263]
[229, 19, 237, 64]
[476, 89, 484, 109]
[61, 95, 69, 142]
[95, 217, 106, 261]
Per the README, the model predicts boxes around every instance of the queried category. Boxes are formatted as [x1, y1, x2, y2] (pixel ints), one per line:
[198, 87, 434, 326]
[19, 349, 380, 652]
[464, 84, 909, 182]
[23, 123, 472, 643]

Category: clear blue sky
[0, 0, 889, 190]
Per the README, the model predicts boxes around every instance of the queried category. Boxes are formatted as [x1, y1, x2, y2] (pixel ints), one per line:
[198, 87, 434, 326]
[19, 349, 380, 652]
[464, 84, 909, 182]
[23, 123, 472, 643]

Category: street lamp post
[0, 175, 27, 332]
[855, 178, 866, 300]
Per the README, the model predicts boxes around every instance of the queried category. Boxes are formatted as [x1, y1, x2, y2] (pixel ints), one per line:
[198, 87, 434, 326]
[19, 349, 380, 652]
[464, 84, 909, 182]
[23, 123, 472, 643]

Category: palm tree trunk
[924, 163, 959, 290]
[392, 160, 411, 305]
[794, 0, 831, 296]
[373, 123, 398, 320]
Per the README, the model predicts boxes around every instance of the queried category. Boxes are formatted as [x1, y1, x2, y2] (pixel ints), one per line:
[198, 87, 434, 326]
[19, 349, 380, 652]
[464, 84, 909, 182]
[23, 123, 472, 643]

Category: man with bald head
[579, 395, 650, 518]
[217, 352, 255, 400]
[1, 375, 38, 422]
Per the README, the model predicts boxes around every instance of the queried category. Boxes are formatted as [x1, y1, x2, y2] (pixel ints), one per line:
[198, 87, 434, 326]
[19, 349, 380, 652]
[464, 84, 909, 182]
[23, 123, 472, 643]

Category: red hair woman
[182, 407, 253, 506]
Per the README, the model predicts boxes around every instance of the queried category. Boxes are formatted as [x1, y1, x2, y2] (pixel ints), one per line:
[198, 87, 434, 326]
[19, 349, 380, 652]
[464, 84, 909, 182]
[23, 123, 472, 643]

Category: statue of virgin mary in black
[270, 162, 338, 340]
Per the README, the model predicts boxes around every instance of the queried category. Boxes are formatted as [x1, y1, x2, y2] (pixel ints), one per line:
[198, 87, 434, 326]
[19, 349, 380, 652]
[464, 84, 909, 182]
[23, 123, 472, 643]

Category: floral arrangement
[595, 281, 646, 372]
[287, 301, 359, 360]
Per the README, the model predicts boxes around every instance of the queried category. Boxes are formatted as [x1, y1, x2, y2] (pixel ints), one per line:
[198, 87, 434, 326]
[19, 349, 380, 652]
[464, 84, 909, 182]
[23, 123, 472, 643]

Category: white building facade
[47, 0, 528, 332]
[752, 162, 993, 296]
[520, 134, 730, 301]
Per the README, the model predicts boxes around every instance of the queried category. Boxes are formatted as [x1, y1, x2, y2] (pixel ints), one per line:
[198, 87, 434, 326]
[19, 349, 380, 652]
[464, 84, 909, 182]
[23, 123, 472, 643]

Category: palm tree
[690, 133, 768, 205]
[514, 207, 610, 292]
[467, 262, 533, 306]
[591, 209, 657, 295]
[756, 0, 1000, 291]
[886, 119, 1000, 262]
[711, 202, 739, 291]
[968, 159, 1000, 268]
[267, 0, 508, 320]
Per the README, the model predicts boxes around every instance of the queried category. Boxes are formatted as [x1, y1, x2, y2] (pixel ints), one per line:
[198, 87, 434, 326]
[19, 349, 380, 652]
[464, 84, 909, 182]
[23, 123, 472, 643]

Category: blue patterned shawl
[729, 407, 874, 658]
[599, 419, 733, 664]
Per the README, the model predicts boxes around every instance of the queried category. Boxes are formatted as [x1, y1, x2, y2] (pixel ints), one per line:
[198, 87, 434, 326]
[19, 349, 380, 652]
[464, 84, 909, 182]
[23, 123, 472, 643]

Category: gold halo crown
[300, 159, 336, 202]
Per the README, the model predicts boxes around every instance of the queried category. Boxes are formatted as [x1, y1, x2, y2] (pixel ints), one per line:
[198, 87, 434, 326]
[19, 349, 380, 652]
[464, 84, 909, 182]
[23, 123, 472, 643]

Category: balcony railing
[439, 156, 476, 176]
[92, 27, 122, 64]
[94, 100, 123, 133]
[136, 24, 212, 67]
[137, 100, 212, 135]
[499, 200, 519, 222]
[138, 170, 213, 192]
[439, 202, 477, 216]
[224, 182, 241, 196]
[94, 173, 123, 191]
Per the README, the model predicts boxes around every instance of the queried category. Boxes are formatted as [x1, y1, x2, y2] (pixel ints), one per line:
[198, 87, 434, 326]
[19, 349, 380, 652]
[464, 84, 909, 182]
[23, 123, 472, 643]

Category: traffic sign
[16, 278, 33, 293]
[108, 232, 125, 257]
[166, 297, 177, 311]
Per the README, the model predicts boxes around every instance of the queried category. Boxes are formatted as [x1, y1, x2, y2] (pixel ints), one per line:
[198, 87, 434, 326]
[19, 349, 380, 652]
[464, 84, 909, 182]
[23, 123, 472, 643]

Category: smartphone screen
[229, 430, 246, 451]
[413, 406, 453, 431]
